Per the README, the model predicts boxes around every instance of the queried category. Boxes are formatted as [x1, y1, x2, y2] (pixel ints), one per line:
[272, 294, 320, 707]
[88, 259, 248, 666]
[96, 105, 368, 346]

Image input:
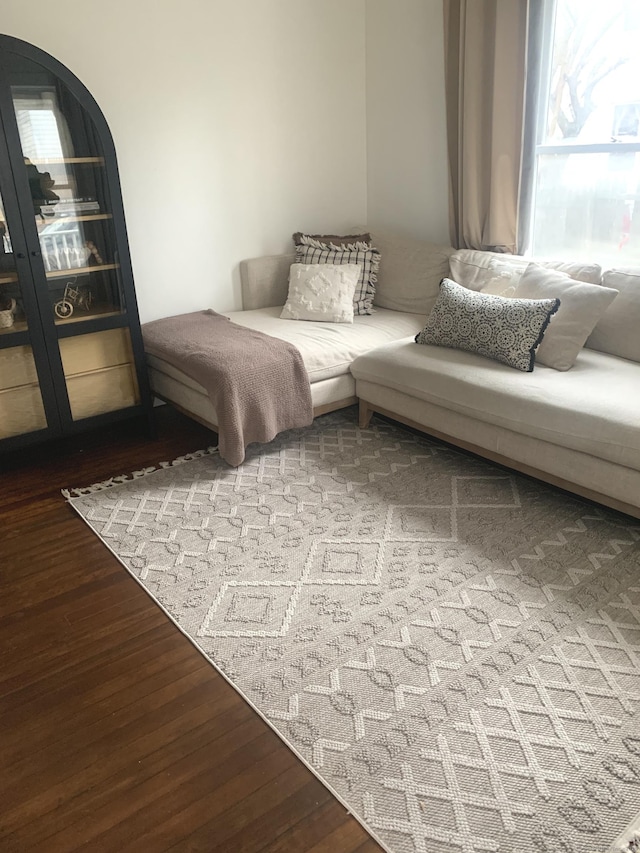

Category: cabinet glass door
[0, 185, 29, 334]
[0, 186, 48, 438]
[11, 80, 127, 327]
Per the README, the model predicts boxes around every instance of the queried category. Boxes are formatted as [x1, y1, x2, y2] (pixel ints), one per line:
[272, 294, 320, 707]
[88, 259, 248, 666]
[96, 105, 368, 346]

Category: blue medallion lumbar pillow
[415, 277, 560, 371]
[293, 232, 380, 315]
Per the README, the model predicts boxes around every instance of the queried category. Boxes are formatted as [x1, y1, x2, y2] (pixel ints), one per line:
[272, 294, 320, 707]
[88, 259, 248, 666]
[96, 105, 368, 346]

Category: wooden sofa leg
[359, 400, 373, 429]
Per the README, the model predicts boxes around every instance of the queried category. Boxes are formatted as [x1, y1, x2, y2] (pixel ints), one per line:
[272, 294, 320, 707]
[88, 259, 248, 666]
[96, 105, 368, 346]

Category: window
[529, 0, 640, 266]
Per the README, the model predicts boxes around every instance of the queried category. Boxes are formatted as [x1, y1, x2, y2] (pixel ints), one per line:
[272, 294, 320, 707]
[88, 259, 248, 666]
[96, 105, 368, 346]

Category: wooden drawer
[0, 384, 47, 438]
[59, 328, 141, 421]
[0, 345, 40, 391]
[66, 363, 140, 420]
[59, 328, 135, 376]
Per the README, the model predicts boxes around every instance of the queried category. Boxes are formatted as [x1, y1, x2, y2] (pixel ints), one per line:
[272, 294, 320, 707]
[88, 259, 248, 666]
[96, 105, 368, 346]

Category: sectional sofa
[143, 231, 640, 519]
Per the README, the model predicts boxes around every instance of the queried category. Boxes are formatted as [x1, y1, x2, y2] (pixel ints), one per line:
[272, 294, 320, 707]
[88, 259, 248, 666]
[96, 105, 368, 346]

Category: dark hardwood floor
[0, 407, 383, 853]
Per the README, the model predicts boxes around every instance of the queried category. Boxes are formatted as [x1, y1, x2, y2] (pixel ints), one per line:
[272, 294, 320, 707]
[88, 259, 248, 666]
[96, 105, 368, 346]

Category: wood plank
[258, 796, 356, 853]
[0, 405, 382, 852]
[91, 730, 294, 851]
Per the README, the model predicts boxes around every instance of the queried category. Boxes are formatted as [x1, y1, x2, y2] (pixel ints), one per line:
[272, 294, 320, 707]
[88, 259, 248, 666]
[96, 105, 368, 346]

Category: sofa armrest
[239, 253, 296, 310]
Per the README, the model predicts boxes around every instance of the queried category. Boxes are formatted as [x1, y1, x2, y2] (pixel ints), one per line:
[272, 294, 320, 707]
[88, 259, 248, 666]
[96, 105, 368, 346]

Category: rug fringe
[61, 446, 219, 498]
[615, 827, 640, 853]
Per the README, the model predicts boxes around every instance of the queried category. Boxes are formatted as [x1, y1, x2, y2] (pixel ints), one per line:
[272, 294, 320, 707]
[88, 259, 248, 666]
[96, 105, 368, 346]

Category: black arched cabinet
[0, 35, 152, 450]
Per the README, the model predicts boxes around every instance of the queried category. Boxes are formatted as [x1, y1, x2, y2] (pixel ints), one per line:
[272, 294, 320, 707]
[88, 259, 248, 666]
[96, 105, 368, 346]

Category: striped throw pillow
[293, 234, 380, 315]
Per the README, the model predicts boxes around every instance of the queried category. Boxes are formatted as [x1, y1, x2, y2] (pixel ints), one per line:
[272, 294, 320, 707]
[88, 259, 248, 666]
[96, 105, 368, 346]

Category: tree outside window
[530, 0, 640, 266]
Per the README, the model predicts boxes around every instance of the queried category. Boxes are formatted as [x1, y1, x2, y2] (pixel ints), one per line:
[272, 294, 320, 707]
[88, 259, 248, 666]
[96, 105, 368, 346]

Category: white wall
[366, 0, 450, 244]
[1, 0, 368, 320]
[1, 1, 451, 321]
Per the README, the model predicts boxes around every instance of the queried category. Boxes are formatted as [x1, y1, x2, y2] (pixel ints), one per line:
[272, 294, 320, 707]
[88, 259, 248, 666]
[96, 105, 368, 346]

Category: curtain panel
[444, 0, 532, 253]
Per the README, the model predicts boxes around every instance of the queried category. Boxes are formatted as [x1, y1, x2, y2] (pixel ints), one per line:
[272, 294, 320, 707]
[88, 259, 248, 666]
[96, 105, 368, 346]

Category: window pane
[531, 0, 640, 261]
[545, 0, 640, 145]
[532, 150, 640, 266]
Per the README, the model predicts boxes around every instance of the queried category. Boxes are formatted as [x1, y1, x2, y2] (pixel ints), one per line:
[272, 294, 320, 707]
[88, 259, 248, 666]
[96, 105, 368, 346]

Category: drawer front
[59, 328, 135, 376]
[0, 384, 47, 438]
[0, 345, 40, 391]
[66, 364, 140, 421]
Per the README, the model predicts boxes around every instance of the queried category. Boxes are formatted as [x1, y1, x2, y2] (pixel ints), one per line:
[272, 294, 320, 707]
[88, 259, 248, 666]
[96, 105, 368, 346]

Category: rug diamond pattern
[68, 410, 640, 853]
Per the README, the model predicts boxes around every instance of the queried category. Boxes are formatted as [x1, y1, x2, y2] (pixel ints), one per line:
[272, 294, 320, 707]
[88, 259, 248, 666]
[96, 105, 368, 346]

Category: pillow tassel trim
[291, 231, 371, 248]
[528, 297, 560, 370]
[297, 237, 376, 252]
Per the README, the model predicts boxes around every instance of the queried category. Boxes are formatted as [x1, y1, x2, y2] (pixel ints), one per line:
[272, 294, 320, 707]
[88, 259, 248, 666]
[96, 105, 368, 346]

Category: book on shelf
[55, 198, 101, 213]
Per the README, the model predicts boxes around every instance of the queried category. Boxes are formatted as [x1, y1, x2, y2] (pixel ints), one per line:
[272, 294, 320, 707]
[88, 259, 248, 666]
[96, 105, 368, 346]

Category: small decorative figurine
[54, 280, 93, 319]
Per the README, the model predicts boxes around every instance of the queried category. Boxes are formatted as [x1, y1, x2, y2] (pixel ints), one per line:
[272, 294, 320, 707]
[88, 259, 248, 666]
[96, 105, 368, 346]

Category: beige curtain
[443, 0, 529, 252]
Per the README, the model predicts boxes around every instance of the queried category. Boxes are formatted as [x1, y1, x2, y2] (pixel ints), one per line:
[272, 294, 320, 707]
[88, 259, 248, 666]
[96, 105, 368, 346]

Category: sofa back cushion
[371, 231, 455, 315]
[449, 249, 603, 293]
[450, 250, 526, 292]
[514, 264, 619, 370]
[586, 268, 640, 361]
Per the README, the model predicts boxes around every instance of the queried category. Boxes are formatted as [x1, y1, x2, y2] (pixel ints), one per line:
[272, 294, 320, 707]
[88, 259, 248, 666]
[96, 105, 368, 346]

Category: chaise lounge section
[144, 233, 454, 427]
[143, 232, 640, 519]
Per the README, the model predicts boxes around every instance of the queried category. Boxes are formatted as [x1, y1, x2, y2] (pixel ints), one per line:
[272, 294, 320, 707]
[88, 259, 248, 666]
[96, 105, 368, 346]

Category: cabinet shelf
[31, 157, 105, 165]
[0, 256, 116, 286]
[0, 318, 25, 335]
[46, 263, 119, 279]
[55, 305, 122, 325]
[53, 213, 112, 223]
[0, 306, 122, 336]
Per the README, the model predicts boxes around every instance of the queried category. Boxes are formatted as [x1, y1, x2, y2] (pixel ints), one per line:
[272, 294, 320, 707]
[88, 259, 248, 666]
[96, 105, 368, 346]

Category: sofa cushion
[294, 235, 379, 316]
[228, 306, 425, 383]
[586, 268, 640, 361]
[370, 231, 455, 315]
[449, 249, 603, 292]
[280, 263, 361, 323]
[350, 341, 640, 471]
[514, 264, 619, 371]
[415, 278, 559, 372]
[449, 250, 527, 293]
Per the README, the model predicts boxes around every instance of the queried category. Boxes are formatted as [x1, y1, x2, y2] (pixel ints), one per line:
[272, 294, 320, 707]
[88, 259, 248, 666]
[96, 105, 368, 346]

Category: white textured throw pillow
[281, 263, 361, 323]
[514, 264, 619, 370]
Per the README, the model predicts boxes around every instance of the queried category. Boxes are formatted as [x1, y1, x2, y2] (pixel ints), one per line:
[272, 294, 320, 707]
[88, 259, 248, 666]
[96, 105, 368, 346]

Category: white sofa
[144, 232, 640, 519]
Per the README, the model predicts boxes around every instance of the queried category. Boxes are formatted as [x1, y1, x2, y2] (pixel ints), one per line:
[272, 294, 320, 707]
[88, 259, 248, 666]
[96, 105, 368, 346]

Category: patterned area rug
[64, 410, 640, 853]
